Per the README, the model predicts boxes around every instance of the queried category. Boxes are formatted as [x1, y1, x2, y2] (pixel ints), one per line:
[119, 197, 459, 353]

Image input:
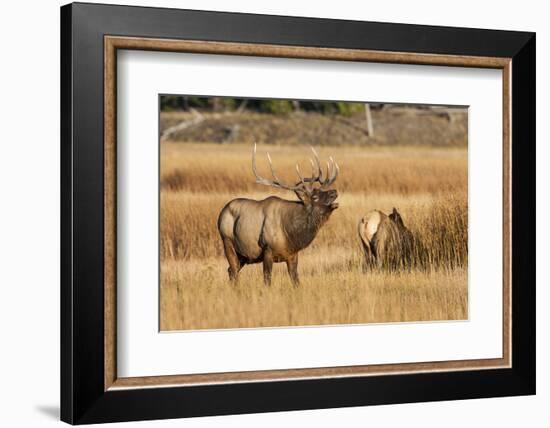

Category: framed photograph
[61, 2, 535, 424]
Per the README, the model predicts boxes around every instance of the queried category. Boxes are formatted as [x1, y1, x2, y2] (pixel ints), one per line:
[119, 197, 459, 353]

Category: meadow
[160, 142, 468, 331]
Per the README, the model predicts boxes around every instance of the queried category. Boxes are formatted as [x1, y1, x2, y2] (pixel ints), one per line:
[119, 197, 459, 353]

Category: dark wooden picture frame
[61, 2, 535, 424]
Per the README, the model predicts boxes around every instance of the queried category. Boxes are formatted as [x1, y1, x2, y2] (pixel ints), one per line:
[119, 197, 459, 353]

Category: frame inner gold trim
[104, 35, 512, 391]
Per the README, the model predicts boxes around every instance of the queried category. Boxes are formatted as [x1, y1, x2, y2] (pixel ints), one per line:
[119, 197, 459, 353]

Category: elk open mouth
[327, 190, 339, 209]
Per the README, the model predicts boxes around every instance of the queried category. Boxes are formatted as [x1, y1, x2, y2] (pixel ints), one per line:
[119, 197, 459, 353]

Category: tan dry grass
[161, 258, 467, 330]
[160, 142, 468, 330]
[161, 143, 467, 195]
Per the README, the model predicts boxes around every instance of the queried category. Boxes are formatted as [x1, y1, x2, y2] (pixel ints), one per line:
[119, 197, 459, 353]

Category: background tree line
[160, 95, 370, 116]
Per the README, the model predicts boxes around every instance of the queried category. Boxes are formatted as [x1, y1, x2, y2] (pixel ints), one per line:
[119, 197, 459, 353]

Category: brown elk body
[358, 208, 414, 271]
[218, 145, 339, 286]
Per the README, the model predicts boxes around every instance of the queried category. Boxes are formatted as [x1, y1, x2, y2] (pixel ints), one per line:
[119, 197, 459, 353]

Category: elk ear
[294, 189, 310, 203]
[392, 207, 399, 215]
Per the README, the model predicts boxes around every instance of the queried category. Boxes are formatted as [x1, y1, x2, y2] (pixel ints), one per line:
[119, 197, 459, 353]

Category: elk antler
[308, 147, 339, 188]
[252, 144, 309, 193]
[252, 144, 339, 193]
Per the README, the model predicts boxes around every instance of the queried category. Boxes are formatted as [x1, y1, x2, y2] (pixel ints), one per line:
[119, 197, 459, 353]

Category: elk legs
[222, 238, 242, 282]
[286, 255, 300, 286]
[262, 249, 274, 286]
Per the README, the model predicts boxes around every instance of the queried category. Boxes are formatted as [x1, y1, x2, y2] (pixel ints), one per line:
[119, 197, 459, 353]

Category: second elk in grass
[218, 144, 339, 286]
[358, 208, 415, 271]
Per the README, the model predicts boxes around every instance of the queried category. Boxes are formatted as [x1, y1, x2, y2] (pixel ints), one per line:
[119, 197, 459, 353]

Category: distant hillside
[160, 106, 467, 147]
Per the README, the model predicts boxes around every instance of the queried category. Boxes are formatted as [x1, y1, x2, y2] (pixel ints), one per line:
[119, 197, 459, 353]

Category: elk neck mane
[281, 200, 332, 253]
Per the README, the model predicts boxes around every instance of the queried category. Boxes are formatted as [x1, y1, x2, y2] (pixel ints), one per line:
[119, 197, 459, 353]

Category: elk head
[252, 143, 340, 214]
[389, 207, 405, 228]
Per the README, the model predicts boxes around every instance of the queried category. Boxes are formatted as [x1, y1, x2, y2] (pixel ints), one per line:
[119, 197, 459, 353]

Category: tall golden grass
[160, 142, 468, 330]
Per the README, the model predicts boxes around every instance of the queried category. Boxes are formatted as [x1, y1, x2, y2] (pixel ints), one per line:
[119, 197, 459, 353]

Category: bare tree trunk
[364, 103, 374, 137]
[236, 99, 248, 114]
[211, 97, 221, 112]
[160, 108, 205, 141]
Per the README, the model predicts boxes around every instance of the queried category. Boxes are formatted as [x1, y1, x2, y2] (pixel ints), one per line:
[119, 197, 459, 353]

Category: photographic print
[159, 95, 468, 331]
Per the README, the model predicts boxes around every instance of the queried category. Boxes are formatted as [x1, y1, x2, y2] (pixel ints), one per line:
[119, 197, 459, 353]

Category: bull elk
[358, 208, 415, 271]
[217, 144, 340, 286]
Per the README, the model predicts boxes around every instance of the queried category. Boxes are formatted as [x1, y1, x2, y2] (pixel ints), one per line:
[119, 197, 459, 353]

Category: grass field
[160, 142, 468, 331]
